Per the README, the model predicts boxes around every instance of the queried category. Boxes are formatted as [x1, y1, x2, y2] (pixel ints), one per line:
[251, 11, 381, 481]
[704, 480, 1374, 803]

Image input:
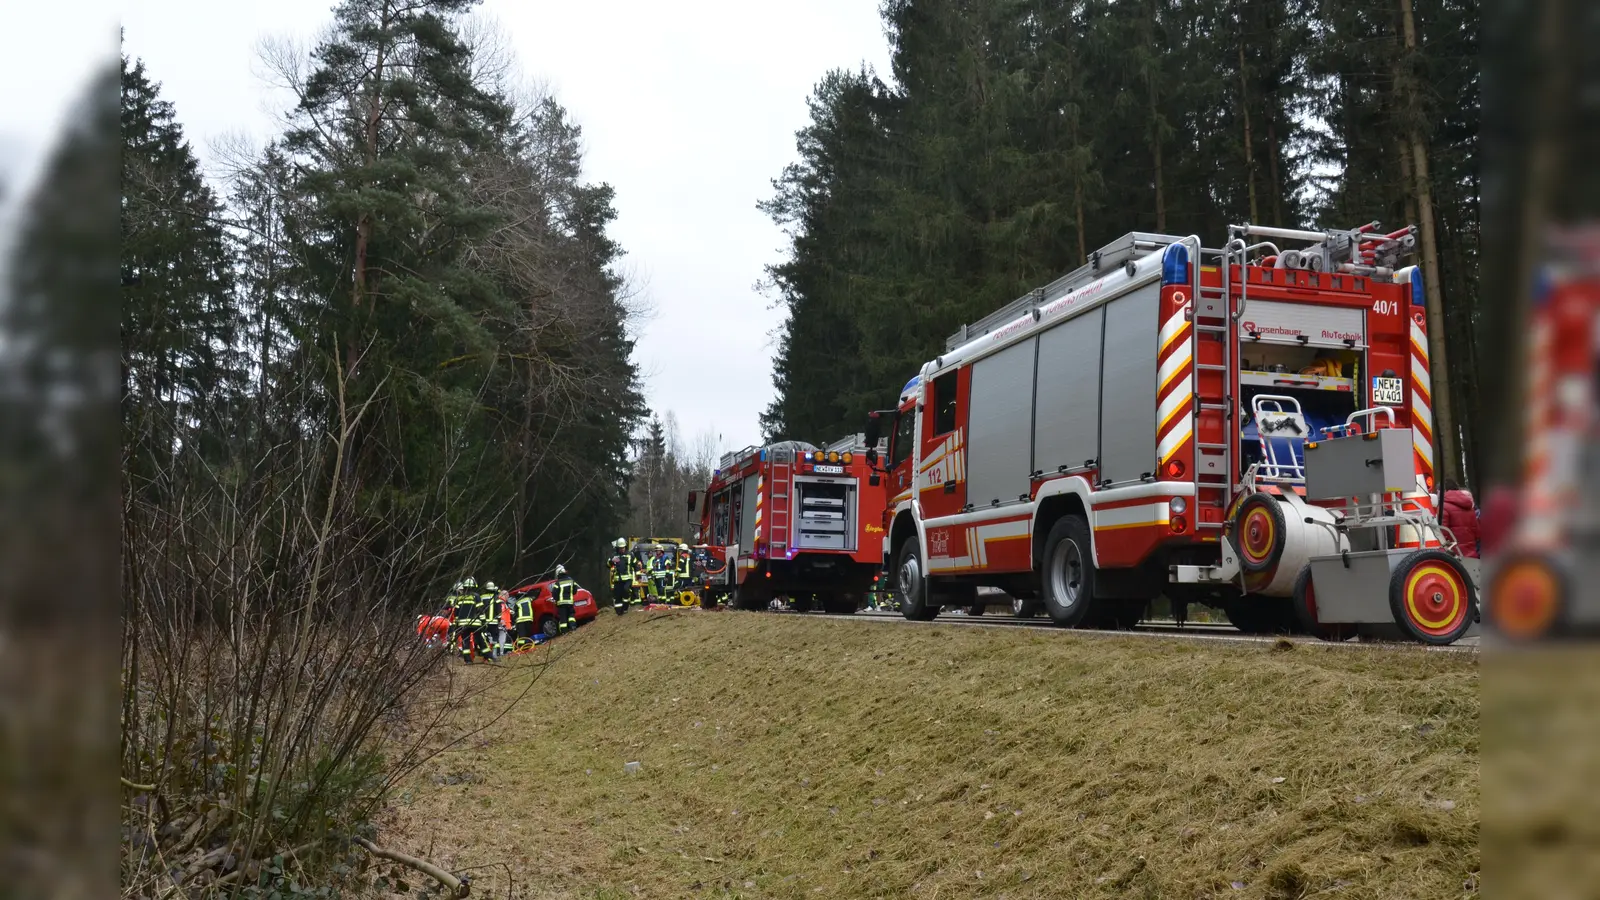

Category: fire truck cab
[689, 434, 887, 612]
[865, 223, 1476, 642]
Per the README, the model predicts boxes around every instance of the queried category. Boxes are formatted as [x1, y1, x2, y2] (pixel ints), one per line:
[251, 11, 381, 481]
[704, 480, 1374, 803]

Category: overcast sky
[86, 0, 889, 457]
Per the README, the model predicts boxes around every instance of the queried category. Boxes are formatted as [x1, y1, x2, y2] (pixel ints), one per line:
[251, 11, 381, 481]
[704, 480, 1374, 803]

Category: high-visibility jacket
[479, 591, 498, 624]
[554, 578, 577, 606]
[514, 594, 535, 624]
[499, 596, 513, 629]
[675, 551, 690, 580]
[609, 553, 631, 584]
[454, 593, 482, 626]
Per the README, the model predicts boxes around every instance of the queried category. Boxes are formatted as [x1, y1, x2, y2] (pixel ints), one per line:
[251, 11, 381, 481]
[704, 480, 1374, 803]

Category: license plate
[813, 464, 844, 474]
[1372, 377, 1404, 405]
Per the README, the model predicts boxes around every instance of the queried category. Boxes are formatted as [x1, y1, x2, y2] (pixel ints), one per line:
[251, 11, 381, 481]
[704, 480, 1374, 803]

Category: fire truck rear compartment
[793, 477, 857, 552]
[1236, 342, 1364, 475]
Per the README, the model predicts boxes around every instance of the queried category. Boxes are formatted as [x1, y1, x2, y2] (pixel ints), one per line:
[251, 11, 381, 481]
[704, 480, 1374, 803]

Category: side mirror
[869, 473, 881, 487]
[863, 412, 884, 449]
[686, 491, 700, 522]
[865, 448, 879, 468]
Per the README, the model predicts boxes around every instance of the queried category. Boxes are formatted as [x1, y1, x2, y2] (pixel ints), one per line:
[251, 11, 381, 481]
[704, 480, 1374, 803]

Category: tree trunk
[1237, 39, 1259, 223]
[1398, 0, 1459, 484]
[344, 2, 391, 482]
[1148, 16, 1165, 231]
[1266, 114, 1282, 223]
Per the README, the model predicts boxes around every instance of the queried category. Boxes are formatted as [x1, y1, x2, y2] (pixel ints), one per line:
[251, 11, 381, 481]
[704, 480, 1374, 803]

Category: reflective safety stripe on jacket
[610, 554, 631, 583]
[555, 578, 576, 605]
[455, 595, 481, 624]
[515, 595, 534, 623]
[675, 553, 690, 579]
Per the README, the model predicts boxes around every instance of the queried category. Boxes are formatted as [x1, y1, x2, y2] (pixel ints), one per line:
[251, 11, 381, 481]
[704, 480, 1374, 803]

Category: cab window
[890, 408, 916, 468]
[932, 371, 958, 435]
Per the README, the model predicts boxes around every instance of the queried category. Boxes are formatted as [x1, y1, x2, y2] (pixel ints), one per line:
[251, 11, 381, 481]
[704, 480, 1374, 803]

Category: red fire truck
[688, 434, 887, 612]
[863, 223, 1477, 643]
[1484, 227, 1600, 639]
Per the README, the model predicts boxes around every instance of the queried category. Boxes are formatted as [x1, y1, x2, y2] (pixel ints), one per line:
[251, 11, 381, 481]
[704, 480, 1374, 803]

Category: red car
[507, 578, 599, 637]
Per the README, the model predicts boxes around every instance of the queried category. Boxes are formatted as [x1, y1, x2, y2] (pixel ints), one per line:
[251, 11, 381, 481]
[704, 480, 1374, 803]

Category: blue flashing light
[1532, 267, 1555, 309]
[1410, 270, 1425, 309]
[901, 374, 921, 395]
[1161, 243, 1190, 286]
[760, 449, 768, 462]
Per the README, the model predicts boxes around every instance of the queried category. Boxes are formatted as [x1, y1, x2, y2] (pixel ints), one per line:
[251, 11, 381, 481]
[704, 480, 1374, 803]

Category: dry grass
[386, 611, 1478, 900]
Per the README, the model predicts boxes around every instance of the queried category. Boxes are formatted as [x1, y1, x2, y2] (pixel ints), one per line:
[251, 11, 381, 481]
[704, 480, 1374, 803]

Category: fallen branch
[121, 776, 157, 792]
[352, 835, 468, 897]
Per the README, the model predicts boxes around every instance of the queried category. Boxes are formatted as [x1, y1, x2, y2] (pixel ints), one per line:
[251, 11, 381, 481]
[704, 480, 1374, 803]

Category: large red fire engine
[1484, 227, 1600, 639]
[863, 223, 1478, 643]
[689, 434, 887, 612]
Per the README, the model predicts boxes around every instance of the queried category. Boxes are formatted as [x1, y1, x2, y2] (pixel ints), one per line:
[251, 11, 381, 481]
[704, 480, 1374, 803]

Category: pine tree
[120, 53, 242, 493]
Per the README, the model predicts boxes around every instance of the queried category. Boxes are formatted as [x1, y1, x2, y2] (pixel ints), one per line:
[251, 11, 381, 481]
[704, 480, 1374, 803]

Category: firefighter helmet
[554, 564, 568, 578]
[484, 581, 498, 592]
[613, 537, 627, 550]
[462, 576, 478, 590]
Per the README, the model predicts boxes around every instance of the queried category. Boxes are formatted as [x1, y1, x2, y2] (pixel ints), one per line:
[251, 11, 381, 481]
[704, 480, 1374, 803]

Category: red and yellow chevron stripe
[1157, 289, 1195, 468]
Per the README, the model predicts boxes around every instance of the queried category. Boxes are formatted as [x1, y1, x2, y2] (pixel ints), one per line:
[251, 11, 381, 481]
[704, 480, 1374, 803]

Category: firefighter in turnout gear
[490, 583, 512, 657]
[553, 564, 578, 633]
[674, 542, 691, 589]
[513, 587, 537, 649]
[478, 582, 502, 660]
[651, 550, 672, 600]
[454, 577, 485, 663]
[608, 538, 631, 615]
[632, 555, 649, 606]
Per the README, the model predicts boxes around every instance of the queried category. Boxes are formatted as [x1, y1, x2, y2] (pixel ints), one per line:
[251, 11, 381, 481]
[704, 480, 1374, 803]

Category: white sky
[101, 0, 893, 456]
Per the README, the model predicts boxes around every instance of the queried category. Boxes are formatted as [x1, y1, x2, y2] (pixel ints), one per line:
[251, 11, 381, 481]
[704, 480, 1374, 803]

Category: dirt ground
[384, 609, 1478, 899]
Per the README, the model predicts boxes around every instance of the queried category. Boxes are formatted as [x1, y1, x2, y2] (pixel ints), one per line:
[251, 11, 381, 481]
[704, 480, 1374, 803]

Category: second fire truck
[863, 223, 1479, 645]
[689, 434, 887, 612]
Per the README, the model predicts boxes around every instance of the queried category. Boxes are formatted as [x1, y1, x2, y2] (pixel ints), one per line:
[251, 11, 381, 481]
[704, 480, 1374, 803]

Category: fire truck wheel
[1040, 515, 1096, 628]
[1290, 564, 1356, 642]
[1485, 552, 1567, 641]
[894, 539, 940, 622]
[733, 580, 767, 611]
[1231, 492, 1287, 575]
[1012, 595, 1041, 618]
[1388, 549, 1476, 645]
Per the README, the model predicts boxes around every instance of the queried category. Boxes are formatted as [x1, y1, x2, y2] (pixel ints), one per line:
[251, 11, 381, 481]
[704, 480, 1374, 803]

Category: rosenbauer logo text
[1240, 321, 1362, 342]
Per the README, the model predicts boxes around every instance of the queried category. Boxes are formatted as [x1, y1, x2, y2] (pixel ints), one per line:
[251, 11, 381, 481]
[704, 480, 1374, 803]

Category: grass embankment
[389, 612, 1478, 900]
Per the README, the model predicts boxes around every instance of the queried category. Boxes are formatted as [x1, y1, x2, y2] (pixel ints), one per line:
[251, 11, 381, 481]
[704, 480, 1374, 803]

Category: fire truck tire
[792, 595, 815, 613]
[1040, 515, 1096, 628]
[1231, 492, 1287, 575]
[1485, 551, 1567, 641]
[1290, 564, 1356, 642]
[1012, 595, 1041, 618]
[1388, 549, 1476, 645]
[894, 539, 940, 621]
[733, 580, 767, 611]
[967, 599, 987, 617]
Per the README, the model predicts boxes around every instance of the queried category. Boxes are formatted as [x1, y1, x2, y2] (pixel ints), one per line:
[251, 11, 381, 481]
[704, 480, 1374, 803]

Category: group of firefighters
[417, 566, 582, 664]
[418, 541, 710, 664]
[604, 538, 702, 613]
